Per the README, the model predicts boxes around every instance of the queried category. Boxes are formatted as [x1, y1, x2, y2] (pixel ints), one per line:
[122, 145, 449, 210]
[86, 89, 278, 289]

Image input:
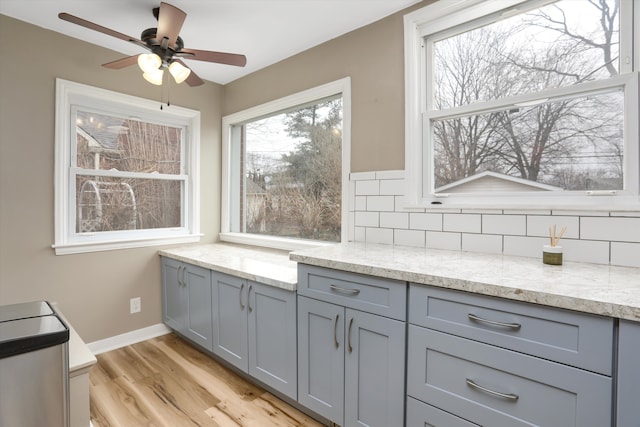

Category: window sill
[52, 234, 203, 255]
[219, 232, 335, 252]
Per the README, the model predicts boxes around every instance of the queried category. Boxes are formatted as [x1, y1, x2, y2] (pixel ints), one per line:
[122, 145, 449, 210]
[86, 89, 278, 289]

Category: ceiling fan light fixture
[169, 61, 191, 84]
[138, 53, 162, 74]
[143, 68, 164, 85]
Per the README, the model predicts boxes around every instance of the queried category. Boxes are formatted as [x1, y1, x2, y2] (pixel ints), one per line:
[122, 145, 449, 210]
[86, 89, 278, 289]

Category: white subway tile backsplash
[552, 210, 609, 217]
[443, 214, 481, 233]
[581, 217, 640, 242]
[380, 212, 409, 229]
[462, 233, 502, 254]
[380, 179, 405, 196]
[375, 170, 404, 180]
[611, 242, 640, 267]
[409, 213, 442, 231]
[350, 171, 376, 181]
[348, 172, 640, 266]
[503, 236, 548, 258]
[483, 214, 526, 236]
[354, 195, 367, 211]
[527, 215, 579, 239]
[506, 209, 552, 215]
[355, 180, 379, 196]
[560, 239, 609, 264]
[366, 227, 394, 245]
[367, 195, 395, 212]
[354, 211, 379, 227]
[610, 211, 640, 217]
[394, 229, 426, 247]
[395, 196, 425, 213]
[426, 231, 461, 251]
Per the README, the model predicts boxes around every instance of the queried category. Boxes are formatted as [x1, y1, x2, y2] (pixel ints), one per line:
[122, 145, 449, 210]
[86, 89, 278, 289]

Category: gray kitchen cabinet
[212, 271, 297, 400]
[212, 271, 248, 369]
[617, 320, 640, 427]
[161, 257, 213, 351]
[297, 265, 406, 427]
[407, 284, 614, 427]
[297, 296, 344, 422]
[248, 281, 297, 400]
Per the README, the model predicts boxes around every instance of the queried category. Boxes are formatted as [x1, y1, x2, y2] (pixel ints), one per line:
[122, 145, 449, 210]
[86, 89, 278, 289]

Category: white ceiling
[0, 0, 421, 85]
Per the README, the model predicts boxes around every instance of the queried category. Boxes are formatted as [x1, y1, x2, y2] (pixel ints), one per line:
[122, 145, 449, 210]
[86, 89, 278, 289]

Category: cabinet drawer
[407, 325, 612, 427]
[406, 397, 479, 427]
[298, 265, 406, 320]
[409, 285, 614, 375]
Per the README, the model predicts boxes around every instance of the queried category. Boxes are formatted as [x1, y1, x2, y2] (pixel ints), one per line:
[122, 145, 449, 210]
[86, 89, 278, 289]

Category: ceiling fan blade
[172, 60, 204, 86]
[179, 48, 247, 67]
[102, 55, 139, 70]
[156, 2, 187, 47]
[58, 12, 142, 44]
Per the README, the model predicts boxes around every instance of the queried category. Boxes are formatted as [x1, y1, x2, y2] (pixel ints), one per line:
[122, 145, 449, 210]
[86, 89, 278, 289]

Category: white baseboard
[87, 323, 172, 355]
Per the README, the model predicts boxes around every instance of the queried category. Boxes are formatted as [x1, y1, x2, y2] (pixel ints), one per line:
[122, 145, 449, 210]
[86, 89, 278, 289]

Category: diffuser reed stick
[548, 225, 567, 247]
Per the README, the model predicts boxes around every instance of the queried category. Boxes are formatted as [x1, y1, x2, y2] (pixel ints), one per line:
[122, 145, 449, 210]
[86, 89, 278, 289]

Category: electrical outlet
[130, 297, 141, 314]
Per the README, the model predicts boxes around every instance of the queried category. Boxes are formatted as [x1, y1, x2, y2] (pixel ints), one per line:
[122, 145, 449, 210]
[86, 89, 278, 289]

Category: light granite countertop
[159, 243, 297, 291]
[290, 242, 640, 322]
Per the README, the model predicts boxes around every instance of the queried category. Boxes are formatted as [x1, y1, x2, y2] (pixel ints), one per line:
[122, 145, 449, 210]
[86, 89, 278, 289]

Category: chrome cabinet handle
[333, 314, 340, 349]
[347, 317, 354, 353]
[466, 378, 519, 401]
[239, 283, 245, 310]
[248, 284, 253, 312]
[468, 313, 521, 330]
[181, 266, 187, 287]
[330, 284, 360, 295]
[178, 266, 185, 287]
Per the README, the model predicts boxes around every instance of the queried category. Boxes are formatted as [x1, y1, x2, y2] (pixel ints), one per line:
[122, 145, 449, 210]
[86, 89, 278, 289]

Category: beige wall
[223, 1, 431, 173]
[0, 15, 222, 342]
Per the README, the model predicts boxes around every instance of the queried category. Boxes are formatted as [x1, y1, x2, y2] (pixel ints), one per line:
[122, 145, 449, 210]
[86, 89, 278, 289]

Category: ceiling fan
[58, 2, 247, 87]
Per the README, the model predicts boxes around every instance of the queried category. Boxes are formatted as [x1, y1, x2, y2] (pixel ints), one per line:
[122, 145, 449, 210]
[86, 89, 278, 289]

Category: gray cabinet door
[617, 320, 640, 427]
[183, 264, 213, 351]
[212, 271, 248, 371]
[344, 308, 405, 427]
[161, 257, 184, 332]
[297, 296, 345, 424]
[248, 282, 297, 400]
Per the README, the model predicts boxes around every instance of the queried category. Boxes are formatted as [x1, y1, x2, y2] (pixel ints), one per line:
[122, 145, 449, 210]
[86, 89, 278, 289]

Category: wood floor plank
[90, 333, 325, 427]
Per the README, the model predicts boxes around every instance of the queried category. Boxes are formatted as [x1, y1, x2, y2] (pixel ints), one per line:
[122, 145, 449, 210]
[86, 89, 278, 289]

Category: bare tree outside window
[431, 0, 623, 193]
[241, 98, 342, 242]
[75, 111, 183, 232]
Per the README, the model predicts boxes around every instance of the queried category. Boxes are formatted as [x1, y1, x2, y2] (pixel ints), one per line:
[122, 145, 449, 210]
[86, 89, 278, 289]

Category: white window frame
[404, 0, 640, 210]
[220, 77, 351, 251]
[53, 79, 201, 255]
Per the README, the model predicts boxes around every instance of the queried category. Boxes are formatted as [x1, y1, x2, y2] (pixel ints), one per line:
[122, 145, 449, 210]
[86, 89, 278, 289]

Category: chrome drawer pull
[466, 379, 519, 401]
[239, 283, 245, 310]
[468, 313, 521, 330]
[334, 314, 340, 349]
[347, 317, 354, 353]
[330, 284, 361, 295]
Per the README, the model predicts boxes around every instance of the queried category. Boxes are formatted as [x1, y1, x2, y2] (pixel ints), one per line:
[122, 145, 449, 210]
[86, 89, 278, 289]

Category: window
[221, 78, 351, 250]
[404, 0, 639, 208]
[54, 79, 201, 254]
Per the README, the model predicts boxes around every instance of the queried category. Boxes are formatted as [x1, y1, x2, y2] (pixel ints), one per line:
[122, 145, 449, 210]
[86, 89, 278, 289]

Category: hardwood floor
[90, 333, 325, 427]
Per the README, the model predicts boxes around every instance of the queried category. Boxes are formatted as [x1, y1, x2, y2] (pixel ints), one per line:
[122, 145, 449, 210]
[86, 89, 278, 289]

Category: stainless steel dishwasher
[0, 301, 70, 427]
